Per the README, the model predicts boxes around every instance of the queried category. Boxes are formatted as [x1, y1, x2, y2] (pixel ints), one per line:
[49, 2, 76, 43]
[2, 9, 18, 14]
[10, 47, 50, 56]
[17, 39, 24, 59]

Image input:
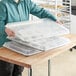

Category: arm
[30, 1, 57, 21]
[0, 2, 15, 37]
[0, 2, 6, 36]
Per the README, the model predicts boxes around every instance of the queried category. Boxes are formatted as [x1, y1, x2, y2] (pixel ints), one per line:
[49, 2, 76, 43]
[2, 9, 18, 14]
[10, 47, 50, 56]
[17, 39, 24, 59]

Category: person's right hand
[5, 28, 15, 37]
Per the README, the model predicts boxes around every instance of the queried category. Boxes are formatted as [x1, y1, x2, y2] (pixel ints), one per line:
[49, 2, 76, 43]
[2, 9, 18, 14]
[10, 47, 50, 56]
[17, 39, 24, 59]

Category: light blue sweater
[0, 0, 57, 47]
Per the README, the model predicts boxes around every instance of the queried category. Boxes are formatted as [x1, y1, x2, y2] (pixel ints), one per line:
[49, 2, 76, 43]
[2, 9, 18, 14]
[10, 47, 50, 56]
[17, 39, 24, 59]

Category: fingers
[5, 28, 15, 37]
[7, 31, 15, 37]
[56, 20, 63, 25]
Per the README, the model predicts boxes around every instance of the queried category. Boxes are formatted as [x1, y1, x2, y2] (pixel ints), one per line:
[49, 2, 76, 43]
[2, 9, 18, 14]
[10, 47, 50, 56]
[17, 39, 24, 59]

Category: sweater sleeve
[30, 1, 57, 21]
[0, 2, 7, 36]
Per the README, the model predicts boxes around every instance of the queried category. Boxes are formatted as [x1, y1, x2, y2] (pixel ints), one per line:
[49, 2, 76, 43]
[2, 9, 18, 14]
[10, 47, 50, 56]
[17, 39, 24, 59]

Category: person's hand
[56, 20, 63, 25]
[5, 28, 15, 37]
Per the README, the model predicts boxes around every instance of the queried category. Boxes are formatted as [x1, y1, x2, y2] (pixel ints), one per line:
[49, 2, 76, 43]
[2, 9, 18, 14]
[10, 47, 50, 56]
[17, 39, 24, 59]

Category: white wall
[71, 0, 76, 6]
[70, 15, 76, 34]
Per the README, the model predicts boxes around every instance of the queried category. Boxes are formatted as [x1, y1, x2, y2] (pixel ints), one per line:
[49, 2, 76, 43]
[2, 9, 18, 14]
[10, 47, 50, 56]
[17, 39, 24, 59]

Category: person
[0, 0, 58, 76]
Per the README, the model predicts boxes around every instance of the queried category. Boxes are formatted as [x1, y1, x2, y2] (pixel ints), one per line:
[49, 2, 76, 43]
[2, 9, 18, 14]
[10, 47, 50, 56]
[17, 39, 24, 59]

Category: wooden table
[0, 34, 76, 76]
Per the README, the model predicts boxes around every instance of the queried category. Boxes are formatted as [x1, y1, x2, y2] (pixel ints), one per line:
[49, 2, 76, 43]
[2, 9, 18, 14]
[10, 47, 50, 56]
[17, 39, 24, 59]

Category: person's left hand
[56, 20, 63, 25]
